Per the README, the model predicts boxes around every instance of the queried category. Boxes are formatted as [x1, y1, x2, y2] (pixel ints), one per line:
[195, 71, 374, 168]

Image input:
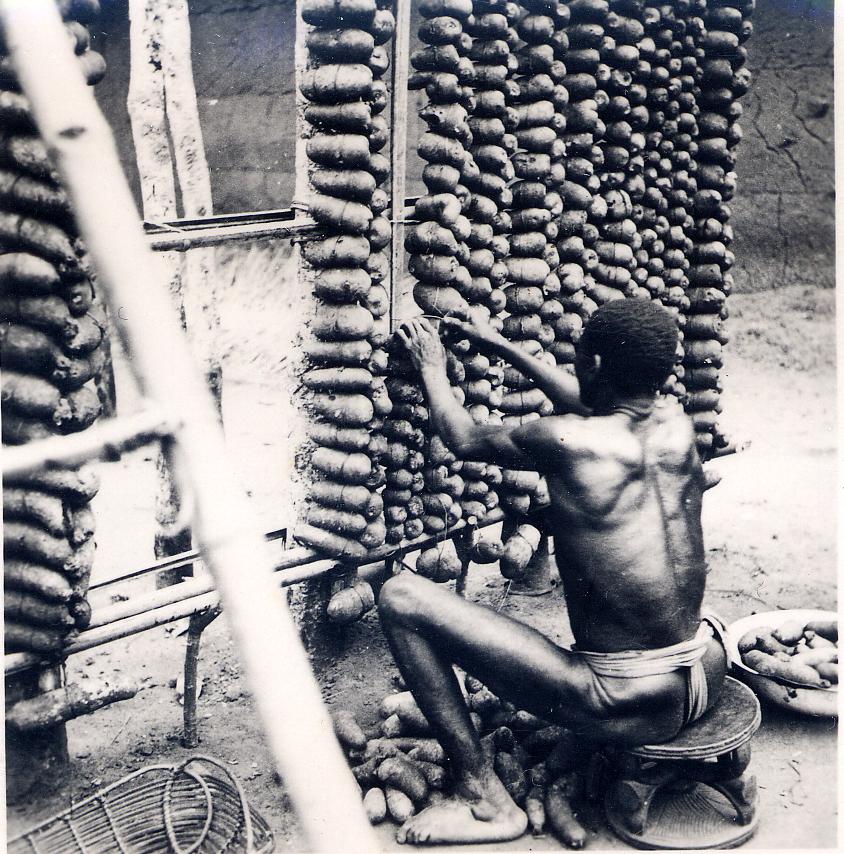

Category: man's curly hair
[578, 299, 679, 394]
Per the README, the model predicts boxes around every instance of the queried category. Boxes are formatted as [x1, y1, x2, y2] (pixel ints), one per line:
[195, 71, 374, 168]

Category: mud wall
[92, 0, 833, 293]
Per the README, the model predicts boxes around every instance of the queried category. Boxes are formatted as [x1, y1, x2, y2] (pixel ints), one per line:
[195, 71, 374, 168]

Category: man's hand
[441, 309, 506, 354]
[397, 316, 447, 374]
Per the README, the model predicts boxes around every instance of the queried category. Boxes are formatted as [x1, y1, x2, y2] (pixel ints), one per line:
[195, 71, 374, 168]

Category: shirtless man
[378, 298, 727, 846]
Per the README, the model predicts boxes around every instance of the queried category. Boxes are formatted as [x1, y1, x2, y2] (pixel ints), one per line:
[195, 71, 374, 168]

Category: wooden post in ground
[389, 0, 411, 331]
[285, 0, 335, 654]
[160, 0, 223, 415]
[127, 0, 192, 585]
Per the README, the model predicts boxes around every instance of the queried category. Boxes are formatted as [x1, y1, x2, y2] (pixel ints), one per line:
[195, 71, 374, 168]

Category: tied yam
[297, 525, 368, 560]
[311, 447, 372, 483]
[301, 0, 377, 27]
[4, 559, 74, 602]
[306, 28, 375, 62]
[304, 102, 372, 133]
[0, 252, 59, 293]
[5, 590, 74, 629]
[327, 579, 376, 621]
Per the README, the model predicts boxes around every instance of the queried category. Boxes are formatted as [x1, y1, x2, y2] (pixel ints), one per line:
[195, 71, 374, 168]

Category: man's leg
[378, 572, 605, 845]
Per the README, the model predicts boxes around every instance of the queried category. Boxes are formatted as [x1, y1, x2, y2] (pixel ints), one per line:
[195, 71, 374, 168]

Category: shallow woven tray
[8, 755, 274, 854]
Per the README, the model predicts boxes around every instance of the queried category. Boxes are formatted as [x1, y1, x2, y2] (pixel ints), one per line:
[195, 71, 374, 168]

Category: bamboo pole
[0, 2, 376, 848]
[127, 0, 192, 583]
[389, 0, 411, 332]
[1, 408, 179, 477]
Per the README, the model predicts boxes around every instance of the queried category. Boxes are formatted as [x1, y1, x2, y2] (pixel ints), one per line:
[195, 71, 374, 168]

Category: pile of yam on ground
[293, 0, 753, 600]
[739, 618, 838, 689]
[1, 0, 108, 656]
[333, 671, 595, 848]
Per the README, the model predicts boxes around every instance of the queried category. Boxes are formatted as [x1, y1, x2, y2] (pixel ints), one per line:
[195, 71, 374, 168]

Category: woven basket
[8, 755, 274, 854]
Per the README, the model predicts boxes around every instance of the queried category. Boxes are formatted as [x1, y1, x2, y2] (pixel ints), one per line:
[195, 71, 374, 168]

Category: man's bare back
[542, 397, 708, 653]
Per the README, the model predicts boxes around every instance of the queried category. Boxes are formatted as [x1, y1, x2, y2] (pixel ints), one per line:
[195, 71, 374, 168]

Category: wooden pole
[127, 0, 192, 585]
[389, 0, 411, 331]
[0, 2, 377, 848]
[159, 0, 223, 413]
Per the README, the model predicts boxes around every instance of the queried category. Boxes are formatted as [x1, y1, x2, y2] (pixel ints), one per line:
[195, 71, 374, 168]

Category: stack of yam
[296, 0, 396, 586]
[406, 0, 478, 548]
[2, 0, 108, 657]
[684, 0, 753, 459]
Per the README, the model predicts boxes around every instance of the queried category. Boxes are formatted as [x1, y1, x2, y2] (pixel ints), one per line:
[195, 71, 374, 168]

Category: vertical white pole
[389, 0, 411, 331]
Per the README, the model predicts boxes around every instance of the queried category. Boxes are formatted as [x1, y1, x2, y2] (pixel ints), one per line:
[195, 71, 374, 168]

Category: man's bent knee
[378, 572, 432, 623]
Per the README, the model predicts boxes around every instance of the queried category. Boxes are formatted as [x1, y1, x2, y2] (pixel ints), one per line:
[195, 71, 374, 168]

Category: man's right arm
[442, 316, 590, 416]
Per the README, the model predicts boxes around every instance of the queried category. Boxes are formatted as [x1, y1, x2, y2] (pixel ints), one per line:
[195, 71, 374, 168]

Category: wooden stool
[604, 676, 761, 849]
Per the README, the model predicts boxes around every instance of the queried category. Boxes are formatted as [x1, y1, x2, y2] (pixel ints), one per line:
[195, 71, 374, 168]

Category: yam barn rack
[1, 0, 751, 845]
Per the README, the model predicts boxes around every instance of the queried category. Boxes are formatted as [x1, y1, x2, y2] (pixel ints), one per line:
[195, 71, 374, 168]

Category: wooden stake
[0, 2, 376, 847]
[389, 0, 411, 331]
[159, 0, 223, 413]
[127, 0, 191, 585]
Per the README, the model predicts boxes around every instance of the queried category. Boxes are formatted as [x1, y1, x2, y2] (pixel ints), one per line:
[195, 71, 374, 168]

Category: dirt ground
[6, 280, 837, 851]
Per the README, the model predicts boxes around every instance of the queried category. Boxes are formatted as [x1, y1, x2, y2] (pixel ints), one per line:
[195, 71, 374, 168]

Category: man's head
[576, 299, 679, 405]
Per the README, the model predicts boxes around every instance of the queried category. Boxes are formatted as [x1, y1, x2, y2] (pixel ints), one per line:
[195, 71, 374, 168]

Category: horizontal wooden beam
[5, 509, 506, 675]
[145, 200, 420, 251]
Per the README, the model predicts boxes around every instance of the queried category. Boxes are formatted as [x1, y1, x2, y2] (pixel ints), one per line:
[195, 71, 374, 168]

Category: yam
[742, 650, 829, 688]
[413, 284, 468, 318]
[368, 9, 396, 45]
[415, 539, 462, 583]
[304, 102, 372, 133]
[5, 590, 74, 628]
[0, 135, 57, 181]
[312, 304, 374, 341]
[306, 133, 371, 169]
[333, 709, 368, 751]
[418, 132, 467, 169]
[406, 741, 447, 765]
[1, 170, 73, 227]
[805, 619, 838, 642]
[378, 756, 428, 803]
[327, 579, 376, 621]
[494, 752, 528, 805]
[311, 447, 372, 483]
[815, 662, 838, 684]
[3, 487, 66, 537]
[304, 339, 372, 366]
[5, 620, 70, 654]
[0, 211, 77, 266]
[773, 620, 805, 646]
[790, 648, 837, 668]
[4, 559, 73, 602]
[301, 0, 377, 28]
[306, 504, 367, 537]
[545, 779, 587, 849]
[385, 787, 415, 822]
[525, 785, 546, 836]
[313, 268, 372, 303]
[363, 787, 387, 825]
[306, 28, 375, 62]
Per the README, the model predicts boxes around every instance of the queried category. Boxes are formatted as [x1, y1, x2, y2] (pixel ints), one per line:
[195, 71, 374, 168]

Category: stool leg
[711, 771, 758, 826]
[611, 778, 661, 835]
[717, 743, 752, 778]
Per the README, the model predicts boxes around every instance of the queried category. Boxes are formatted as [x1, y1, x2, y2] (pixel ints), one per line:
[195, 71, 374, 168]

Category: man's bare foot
[396, 772, 527, 845]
